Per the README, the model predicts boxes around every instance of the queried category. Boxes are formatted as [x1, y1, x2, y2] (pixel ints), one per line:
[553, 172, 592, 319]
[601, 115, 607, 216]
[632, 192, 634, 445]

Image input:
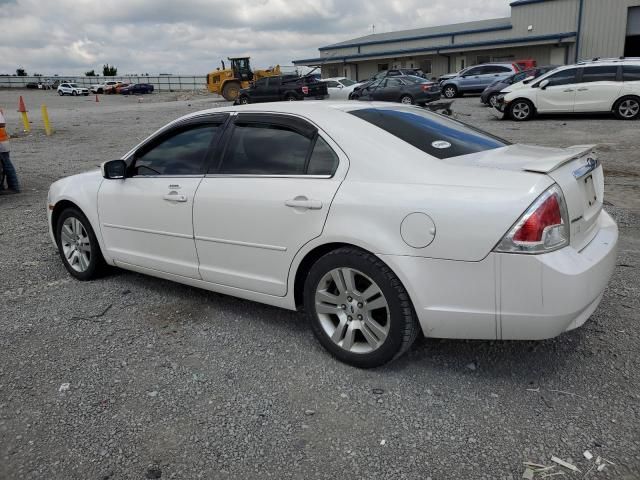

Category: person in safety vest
[0, 108, 20, 194]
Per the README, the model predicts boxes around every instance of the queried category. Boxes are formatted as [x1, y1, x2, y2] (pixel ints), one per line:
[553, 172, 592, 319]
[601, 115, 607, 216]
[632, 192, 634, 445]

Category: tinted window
[254, 78, 268, 88]
[349, 107, 508, 160]
[623, 65, 640, 81]
[464, 67, 483, 76]
[307, 137, 339, 175]
[542, 68, 577, 86]
[134, 125, 219, 176]
[325, 81, 340, 88]
[340, 79, 356, 87]
[582, 66, 618, 83]
[219, 124, 312, 175]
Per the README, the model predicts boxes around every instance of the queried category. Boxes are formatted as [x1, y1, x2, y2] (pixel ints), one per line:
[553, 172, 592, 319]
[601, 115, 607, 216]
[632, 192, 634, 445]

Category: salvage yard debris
[522, 451, 616, 478]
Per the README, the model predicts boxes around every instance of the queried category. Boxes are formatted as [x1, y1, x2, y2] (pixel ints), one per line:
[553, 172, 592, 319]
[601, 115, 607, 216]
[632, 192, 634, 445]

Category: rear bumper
[379, 210, 618, 340]
[416, 91, 441, 103]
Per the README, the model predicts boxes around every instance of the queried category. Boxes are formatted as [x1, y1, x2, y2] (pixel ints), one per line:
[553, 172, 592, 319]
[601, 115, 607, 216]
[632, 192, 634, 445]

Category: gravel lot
[0, 89, 638, 480]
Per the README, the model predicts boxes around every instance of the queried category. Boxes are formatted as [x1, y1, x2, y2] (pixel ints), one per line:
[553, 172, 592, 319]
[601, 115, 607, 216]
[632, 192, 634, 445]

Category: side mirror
[522, 75, 536, 84]
[337, 84, 344, 89]
[539, 79, 550, 90]
[102, 159, 127, 179]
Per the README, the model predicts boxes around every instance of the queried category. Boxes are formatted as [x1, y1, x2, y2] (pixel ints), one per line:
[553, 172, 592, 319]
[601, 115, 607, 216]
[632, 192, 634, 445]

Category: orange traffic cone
[95, 94, 99, 103]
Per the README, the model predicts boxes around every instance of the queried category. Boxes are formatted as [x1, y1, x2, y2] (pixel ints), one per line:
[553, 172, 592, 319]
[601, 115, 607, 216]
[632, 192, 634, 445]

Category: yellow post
[41, 104, 52, 136]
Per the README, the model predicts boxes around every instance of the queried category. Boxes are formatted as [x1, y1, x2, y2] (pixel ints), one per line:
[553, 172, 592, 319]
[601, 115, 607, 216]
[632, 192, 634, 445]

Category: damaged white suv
[496, 58, 640, 121]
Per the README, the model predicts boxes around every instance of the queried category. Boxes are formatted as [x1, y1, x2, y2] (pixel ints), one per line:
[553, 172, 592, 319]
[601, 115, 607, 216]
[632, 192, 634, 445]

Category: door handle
[285, 197, 323, 210]
[163, 193, 187, 202]
[563, 89, 574, 92]
[577, 88, 589, 91]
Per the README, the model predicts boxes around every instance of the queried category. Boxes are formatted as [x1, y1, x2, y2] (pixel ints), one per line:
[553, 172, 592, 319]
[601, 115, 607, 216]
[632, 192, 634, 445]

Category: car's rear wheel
[285, 94, 298, 101]
[509, 99, 535, 121]
[400, 95, 414, 105]
[239, 95, 250, 105]
[614, 96, 640, 120]
[304, 247, 419, 368]
[55, 207, 107, 280]
[443, 85, 458, 99]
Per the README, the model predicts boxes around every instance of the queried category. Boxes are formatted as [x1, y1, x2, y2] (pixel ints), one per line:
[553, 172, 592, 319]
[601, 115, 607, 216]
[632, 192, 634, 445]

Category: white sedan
[47, 102, 618, 368]
[322, 77, 358, 100]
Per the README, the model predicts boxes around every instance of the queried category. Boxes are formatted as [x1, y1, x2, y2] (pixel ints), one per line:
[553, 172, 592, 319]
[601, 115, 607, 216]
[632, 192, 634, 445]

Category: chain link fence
[0, 75, 207, 91]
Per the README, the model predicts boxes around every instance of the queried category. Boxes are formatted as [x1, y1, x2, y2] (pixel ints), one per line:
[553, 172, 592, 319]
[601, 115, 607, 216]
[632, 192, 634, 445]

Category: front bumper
[379, 210, 618, 340]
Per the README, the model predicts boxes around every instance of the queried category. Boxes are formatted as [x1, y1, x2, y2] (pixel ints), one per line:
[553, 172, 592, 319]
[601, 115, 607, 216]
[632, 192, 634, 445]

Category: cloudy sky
[0, 0, 512, 75]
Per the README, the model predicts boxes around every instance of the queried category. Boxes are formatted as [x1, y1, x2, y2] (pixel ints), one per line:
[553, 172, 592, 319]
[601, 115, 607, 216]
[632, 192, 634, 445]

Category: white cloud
[0, 0, 511, 75]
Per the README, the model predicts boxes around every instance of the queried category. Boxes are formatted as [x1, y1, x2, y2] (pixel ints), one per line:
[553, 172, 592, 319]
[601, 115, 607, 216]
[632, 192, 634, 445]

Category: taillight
[494, 185, 569, 254]
[302, 86, 309, 95]
[421, 83, 435, 91]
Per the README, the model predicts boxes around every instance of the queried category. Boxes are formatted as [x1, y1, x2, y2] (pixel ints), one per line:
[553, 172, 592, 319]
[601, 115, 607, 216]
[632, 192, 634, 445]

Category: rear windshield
[349, 107, 509, 159]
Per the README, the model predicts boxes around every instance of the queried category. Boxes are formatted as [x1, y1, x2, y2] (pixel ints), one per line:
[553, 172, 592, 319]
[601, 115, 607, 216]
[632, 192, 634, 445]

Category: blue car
[120, 83, 154, 95]
[440, 63, 519, 99]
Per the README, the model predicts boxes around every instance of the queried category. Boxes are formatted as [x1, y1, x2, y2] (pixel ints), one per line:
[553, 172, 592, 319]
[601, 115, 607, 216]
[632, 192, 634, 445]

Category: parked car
[90, 81, 121, 94]
[57, 83, 89, 96]
[38, 81, 54, 90]
[119, 83, 154, 95]
[237, 75, 328, 104]
[440, 63, 520, 98]
[480, 66, 559, 107]
[104, 83, 130, 94]
[352, 76, 441, 105]
[351, 69, 429, 98]
[322, 77, 358, 100]
[26, 82, 39, 89]
[496, 58, 640, 121]
[46, 102, 617, 367]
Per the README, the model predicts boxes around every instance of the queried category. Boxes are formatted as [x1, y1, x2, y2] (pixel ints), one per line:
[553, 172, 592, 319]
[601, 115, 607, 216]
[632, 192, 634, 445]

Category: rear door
[193, 113, 348, 296]
[574, 65, 623, 112]
[377, 78, 404, 101]
[97, 115, 228, 278]
[535, 67, 579, 113]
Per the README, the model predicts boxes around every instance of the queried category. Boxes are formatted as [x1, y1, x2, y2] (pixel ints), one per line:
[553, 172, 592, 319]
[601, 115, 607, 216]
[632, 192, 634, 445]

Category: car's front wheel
[488, 93, 499, 108]
[508, 99, 535, 121]
[442, 85, 458, 99]
[304, 247, 419, 368]
[55, 207, 107, 280]
[614, 96, 640, 120]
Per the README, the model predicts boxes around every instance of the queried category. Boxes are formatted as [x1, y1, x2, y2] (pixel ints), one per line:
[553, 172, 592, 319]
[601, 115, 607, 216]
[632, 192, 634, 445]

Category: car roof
[322, 77, 348, 81]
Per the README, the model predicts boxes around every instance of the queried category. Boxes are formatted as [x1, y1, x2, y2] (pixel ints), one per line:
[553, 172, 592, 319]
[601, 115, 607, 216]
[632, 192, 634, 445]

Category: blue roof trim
[319, 25, 513, 51]
[293, 32, 577, 65]
[510, 0, 556, 6]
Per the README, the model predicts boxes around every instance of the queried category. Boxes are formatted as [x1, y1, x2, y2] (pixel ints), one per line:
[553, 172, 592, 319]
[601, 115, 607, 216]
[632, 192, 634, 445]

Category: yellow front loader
[207, 57, 281, 101]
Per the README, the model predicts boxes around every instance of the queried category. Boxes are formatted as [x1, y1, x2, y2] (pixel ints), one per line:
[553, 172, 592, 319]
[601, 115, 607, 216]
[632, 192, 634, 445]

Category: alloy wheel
[444, 87, 456, 98]
[511, 102, 531, 120]
[618, 99, 639, 119]
[315, 267, 390, 354]
[489, 94, 499, 107]
[400, 96, 413, 105]
[60, 217, 91, 273]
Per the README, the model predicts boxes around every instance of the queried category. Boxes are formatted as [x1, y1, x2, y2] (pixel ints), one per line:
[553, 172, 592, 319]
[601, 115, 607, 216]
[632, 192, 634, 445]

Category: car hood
[445, 144, 597, 174]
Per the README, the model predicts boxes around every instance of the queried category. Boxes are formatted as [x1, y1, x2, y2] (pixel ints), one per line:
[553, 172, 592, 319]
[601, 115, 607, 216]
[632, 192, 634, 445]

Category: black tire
[487, 93, 499, 108]
[98, 88, 104, 94]
[508, 98, 535, 121]
[285, 94, 298, 101]
[221, 81, 241, 102]
[613, 96, 640, 120]
[55, 207, 107, 281]
[400, 95, 414, 105]
[239, 95, 250, 105]
[304, 247, 419, 368]
[71, 91, 77, 96]
[442, 85, 458, 99]
[58, 90, 64, 96]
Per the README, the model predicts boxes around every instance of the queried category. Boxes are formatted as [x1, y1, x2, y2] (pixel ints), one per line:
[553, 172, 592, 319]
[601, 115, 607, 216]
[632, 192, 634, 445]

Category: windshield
[348, 107, 509, 160]
[340, 79, 356, 87]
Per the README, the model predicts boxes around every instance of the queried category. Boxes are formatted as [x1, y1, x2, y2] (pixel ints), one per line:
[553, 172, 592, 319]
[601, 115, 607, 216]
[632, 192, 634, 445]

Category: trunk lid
[446, 143, 603, 250]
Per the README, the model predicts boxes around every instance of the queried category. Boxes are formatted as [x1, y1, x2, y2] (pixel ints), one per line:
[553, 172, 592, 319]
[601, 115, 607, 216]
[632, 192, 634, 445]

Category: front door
[574, 65, 623, 112]
[376, 78, 404, 101]
[97, 116, 228, 278]
[193, 113, 347, 296]
[535, 67, 579, 113]
[458, 65, 485, 91]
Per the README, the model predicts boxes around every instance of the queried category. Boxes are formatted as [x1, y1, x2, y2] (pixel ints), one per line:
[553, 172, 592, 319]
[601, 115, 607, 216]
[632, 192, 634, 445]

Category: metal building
[293, 0, 640, 80]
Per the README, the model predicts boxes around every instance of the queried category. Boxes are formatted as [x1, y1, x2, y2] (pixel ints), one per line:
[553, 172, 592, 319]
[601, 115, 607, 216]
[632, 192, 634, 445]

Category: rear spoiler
[523, 144, 598, 174]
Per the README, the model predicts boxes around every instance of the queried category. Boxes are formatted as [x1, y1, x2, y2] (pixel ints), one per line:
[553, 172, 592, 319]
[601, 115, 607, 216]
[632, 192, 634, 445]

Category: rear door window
[623, 65, 640, 81]
[349, 107, 508, 160]
[581, 66, 619, 83]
